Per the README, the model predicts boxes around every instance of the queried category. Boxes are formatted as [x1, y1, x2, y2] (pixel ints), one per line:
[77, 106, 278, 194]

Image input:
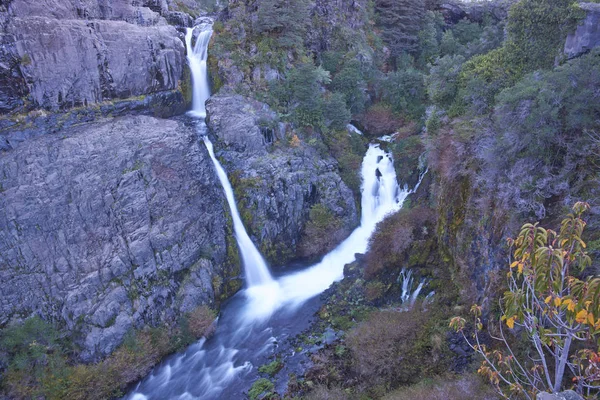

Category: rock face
[0, 115, 232, 361]
[0, 0, 191, 114]
[565, 3, 600, 59]
[536, 390, 583, 400]
[206, 93, 359, 264]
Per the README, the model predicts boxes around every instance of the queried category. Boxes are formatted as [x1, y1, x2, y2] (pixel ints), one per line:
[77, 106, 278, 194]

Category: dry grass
[382, 374, 499, 400]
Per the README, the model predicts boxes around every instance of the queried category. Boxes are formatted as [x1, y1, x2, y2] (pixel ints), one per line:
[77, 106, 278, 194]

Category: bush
[346, 308, 433, 388]
[298, 204, 345, 259]
[381, 67, 426, 120]
[365, 207, 435, 277]
[248, 378, 274, 400]
[324, 92, 351, 130]
[382, 374, 499, 400]
[185, 305, 216, 338]
[427, 55, 465, 108]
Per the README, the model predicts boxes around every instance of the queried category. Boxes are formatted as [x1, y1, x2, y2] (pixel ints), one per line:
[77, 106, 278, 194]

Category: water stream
[125, 21, 417, 400]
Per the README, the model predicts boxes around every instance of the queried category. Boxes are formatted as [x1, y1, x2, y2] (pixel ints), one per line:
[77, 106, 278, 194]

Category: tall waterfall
[186, 24, 274, 287]
[126, 22, 417, 400]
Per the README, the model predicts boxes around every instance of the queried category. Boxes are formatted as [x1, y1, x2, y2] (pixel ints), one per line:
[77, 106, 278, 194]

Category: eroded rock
[0, 115, 231, 361]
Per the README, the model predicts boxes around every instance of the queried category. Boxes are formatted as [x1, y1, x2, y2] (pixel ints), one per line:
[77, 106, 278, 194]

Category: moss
[20, 53, 31, 66]
[248, 378, 274, 400]
[258, 359, 283, 377]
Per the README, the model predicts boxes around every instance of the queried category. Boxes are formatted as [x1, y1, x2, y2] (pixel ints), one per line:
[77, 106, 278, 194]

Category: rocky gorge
[0, 0, 600, 399]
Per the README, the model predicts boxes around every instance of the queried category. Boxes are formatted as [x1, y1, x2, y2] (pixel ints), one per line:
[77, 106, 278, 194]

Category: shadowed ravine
[125, 21, 418, 400]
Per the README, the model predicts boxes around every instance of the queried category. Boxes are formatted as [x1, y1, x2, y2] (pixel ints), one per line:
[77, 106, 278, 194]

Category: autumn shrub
[186, 305, 216, 338]
[451, 203, 600, 397]
[346, 308, 434, 389]
[357, 103, 404, 136]
[365, 206, 435, 277]
[382, 374, 499, 400]
[304, 385, 348, 400]
[299, 204, 346, 259]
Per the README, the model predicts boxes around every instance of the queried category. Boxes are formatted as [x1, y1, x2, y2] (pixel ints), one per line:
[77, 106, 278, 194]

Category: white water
[186, 23, 274, 287]
[125, 21, 422, 400]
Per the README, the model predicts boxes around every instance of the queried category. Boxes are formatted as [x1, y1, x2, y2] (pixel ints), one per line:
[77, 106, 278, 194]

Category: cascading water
[125, 21, 421, 400]
[186, 22, 274, 287]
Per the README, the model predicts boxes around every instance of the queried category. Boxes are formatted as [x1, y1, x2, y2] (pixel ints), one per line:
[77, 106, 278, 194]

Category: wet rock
[206, 93, 359, 264]
[565, 4, 600, 59]
[0, 115, 229, 361]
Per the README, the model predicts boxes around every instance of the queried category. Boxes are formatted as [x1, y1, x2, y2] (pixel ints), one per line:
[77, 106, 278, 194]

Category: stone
[0, 115, 230, 361]
[206, 93, 359, 264]
[0, 0, 192, 114]
[565, 5, 600, 59]
[536, 390, 583, 400]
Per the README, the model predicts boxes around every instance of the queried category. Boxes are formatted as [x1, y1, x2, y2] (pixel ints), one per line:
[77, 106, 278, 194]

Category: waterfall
[126, 22, 422, 400]
[186, 23, 274, 287]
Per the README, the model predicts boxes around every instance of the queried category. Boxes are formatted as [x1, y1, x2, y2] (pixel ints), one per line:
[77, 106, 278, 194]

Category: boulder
[537, 390, 583, 400]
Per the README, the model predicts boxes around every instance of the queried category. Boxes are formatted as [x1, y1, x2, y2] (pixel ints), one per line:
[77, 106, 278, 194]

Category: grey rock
[565, 5, 600, 59]
[0, 0, 192, 114]
[0, 115, 231, 361]
[206, 93, 359, 264]
[537, 390, 583, 400]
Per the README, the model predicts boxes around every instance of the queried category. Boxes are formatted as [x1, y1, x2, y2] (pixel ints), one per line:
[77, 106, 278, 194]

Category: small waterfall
[185, 25, 212, 118]
[185, 23, 274, 287]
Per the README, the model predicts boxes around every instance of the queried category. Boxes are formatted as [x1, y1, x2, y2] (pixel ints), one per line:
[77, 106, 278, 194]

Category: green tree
[426, 54, 465, 108]
[381, 67, 426, 119]
[451, 203, 600, 398]
[375, 0, 426, 63]
[324, 92, 352, 130]
[330, 58, 367, 114]
[256, 0, 310, 48]
[288, 63, 331, 127]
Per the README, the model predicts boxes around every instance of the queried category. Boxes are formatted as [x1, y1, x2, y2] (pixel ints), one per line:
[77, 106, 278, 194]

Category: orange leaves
[576, 310, 589, 324]
[449, 317, 466, 332]
[506, 316, 515, 329]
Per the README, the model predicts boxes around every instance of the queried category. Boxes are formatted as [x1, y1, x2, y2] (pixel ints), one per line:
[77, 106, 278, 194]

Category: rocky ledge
[0, 115, 233, 361]
[206, 93, 359, 264]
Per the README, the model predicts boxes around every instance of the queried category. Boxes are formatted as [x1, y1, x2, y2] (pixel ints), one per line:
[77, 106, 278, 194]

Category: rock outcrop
[565, 3, 600, 59]
[0, 115, 232, 361]
[0, 0, 195, 114]
[206, 93, 359, 264]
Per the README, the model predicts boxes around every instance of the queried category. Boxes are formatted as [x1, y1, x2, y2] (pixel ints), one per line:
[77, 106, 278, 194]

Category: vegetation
[0, 306, 215, 399]
[451, 203, 600, 398]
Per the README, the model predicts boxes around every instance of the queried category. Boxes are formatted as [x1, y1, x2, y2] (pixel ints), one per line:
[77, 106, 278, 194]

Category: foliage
[324, 92, 352, 130]
[184, 305, 216, 339]
[427, 54, 465, 108]
[506, 0, 583, 73]
[288, 63, 330, 127]
[0, 308, 216, 399]
[366, 206, 435, 277]
[329, 58, 367, 114]
[381, 67, 426, 120]
[450, 203, 600, 398]
[382, 374, 499, 400]
[487, 49, 600, 218]
[248, 378, 275, 400]
[298, 204, 345, 259]
[375, 0, 426, 62]
[255, 0, 310, 48]
[347, 307, 447, 390]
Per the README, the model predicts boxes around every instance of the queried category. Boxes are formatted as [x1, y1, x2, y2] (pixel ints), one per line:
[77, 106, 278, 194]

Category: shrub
[186, 305, 216, 338]
[365, 207, 435, 277]
[382, 374, 499, 400]
[298, 204, 345, 259]
[427, 54, 465, 109]
[451, 203, 600, 397]
[381, 67, 426, 120]
[346, 308, 430, 388]
[324, 92, 351, 130]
